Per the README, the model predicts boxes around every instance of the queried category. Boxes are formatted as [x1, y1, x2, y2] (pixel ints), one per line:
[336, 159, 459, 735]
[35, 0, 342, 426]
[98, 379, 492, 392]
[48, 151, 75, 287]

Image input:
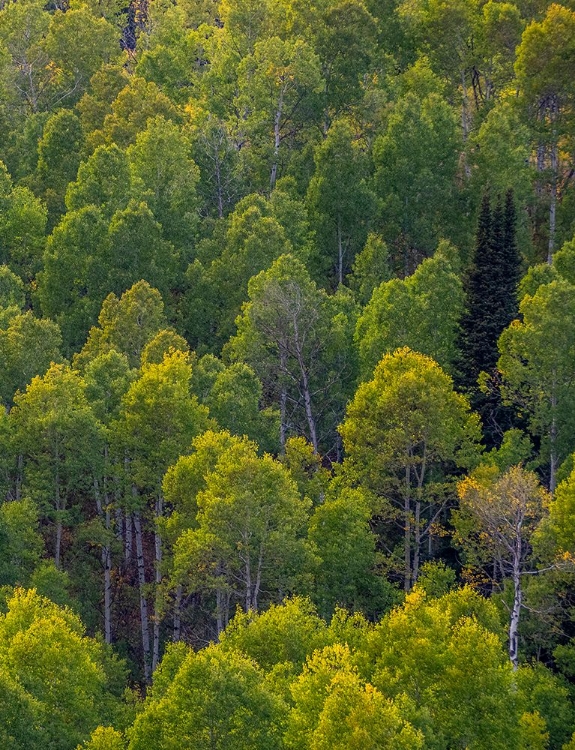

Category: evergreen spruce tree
[458, 191, 521, 447]
[458, 192, 494, 390]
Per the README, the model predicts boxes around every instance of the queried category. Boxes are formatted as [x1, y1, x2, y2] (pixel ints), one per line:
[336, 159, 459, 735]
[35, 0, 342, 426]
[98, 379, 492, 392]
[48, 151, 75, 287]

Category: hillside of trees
[2, 0, 575, 746]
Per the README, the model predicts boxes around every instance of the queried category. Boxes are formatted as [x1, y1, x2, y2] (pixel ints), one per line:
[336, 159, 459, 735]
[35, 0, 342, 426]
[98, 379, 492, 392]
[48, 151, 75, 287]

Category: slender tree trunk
[548, 139, 558, 265]
[103, 515, 112, 644]
[54, 469, 62, 569]
[292, 315, 318, 452]
[413, 449, 426, 585]
[216, 586, 224, 636]
[55, 516, 62, 569]
[337, 216, 344, 286]
[461, 70, 470, 141]
[404, 465, 411, 591]
[413, 499, 421, 583]
[224, 591, 231, 628]
[550, 384, 558, 494]
[509, 532, 523, 670]
[94, 475, 113, 644]
[509, 576, 521, 670]
[245, 548, 252, 612]
[15, 453, 23, 500]
[115, 505, 123, 544]
[460, 69, 472, 179]
[253, 543, 264, 612]
[214, 149, 224, 219]
[279, 349, 287, 452]
[152, 492, 163, 672]
[125, 510, 133, 562]
[173, 584, 182, 642]
[300, 369, 318, 452]
[133, 507, 151, 683]
[270, 89, 284, 191]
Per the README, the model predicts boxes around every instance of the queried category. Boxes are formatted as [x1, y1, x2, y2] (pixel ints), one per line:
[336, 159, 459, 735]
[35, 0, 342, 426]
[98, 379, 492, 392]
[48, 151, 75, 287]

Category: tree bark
[337, 216, 344, 286]
[279, 348, 288, 452]
[460, 69, 472, 179]
[253, 542, 264, 612]
[133, 508, 151, 683]
[548, 98, 558, 265]
[125, 510, 133, 563]
[413, 499, 421, 583]
[94, 476, 113, 644]
[270, 88, 284, 191]
[550, 385, 558, 494]
[292, 311, 318, 452]
[152, 492, 163, 673]
[173, 584, 182, 642]
[54, 467, 62, 569]
[15, 454, 23, 500]
[216, 586, 224, 636]
[509, 532, 523, 670]
[404, 465, 411, 591]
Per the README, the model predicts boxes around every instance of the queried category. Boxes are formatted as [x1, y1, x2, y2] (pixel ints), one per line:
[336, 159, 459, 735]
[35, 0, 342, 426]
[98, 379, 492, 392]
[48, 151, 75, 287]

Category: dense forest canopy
[2, 0, 575, 746]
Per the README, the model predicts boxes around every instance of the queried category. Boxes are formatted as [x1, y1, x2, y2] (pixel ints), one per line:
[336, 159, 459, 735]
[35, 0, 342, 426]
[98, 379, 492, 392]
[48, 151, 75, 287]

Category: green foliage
[340, 347, 481, 588]
[140, 328, 189, 366]
[0, 0, 574, 733]
[42, 6, 122, 107]
[0, 161, 47, 282]
[10, 363, 103, 567]
[127, 115, 200, 249]
[355, 241, 464, 378]
[106, 200, 178, 298]
[38, 205, 110, 351]
[185, 199, 295, 350]
[0, 498, 43, 587]
[0, 263, 24, 311]
[365, 587, 516, 749]
[308, 487, 394, 618]
[29, 559, 73, 609]
[229, 253, 358, 454]
[458, 191, 522, 445]
[499, 278, 575, 489]
[0, 310, 62, 404]
[219, 597, 328, 672]
[0, 588, 119, 750]
[516, 664, 574, 750]
[236, 36, 324, 190]
[342, 345, 478, 485]
[373, 91, 461, 267]
[0, 668, 43, 750]
[173, 438, 311, 615]
[349, 233, 391, 306]
[116, 350, 208, 492]
[285, 643, 422, 750]
[128, 645, 284, 750]
[35, 109, 84, 227]
[413, 560, 457, 599]
[203, 362, 279, 451]
[66, 145, 131, 219]
[81, 726, 125, 750]
[548, 465, 575, 554]
[307, 119, 376, 284]
[75, 281, 168, 369]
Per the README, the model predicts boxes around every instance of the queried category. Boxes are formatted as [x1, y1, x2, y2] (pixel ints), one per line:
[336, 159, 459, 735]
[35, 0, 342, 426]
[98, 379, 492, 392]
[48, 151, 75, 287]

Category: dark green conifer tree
[458, 190, 521, 446]
[458, 192, 494, 390]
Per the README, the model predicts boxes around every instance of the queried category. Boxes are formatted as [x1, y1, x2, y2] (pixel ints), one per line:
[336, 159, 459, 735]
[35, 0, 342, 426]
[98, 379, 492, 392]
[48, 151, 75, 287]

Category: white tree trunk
[270, 89, 284, 191]
[152, 493, 163, 673]
[133, 509, 151, 683]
